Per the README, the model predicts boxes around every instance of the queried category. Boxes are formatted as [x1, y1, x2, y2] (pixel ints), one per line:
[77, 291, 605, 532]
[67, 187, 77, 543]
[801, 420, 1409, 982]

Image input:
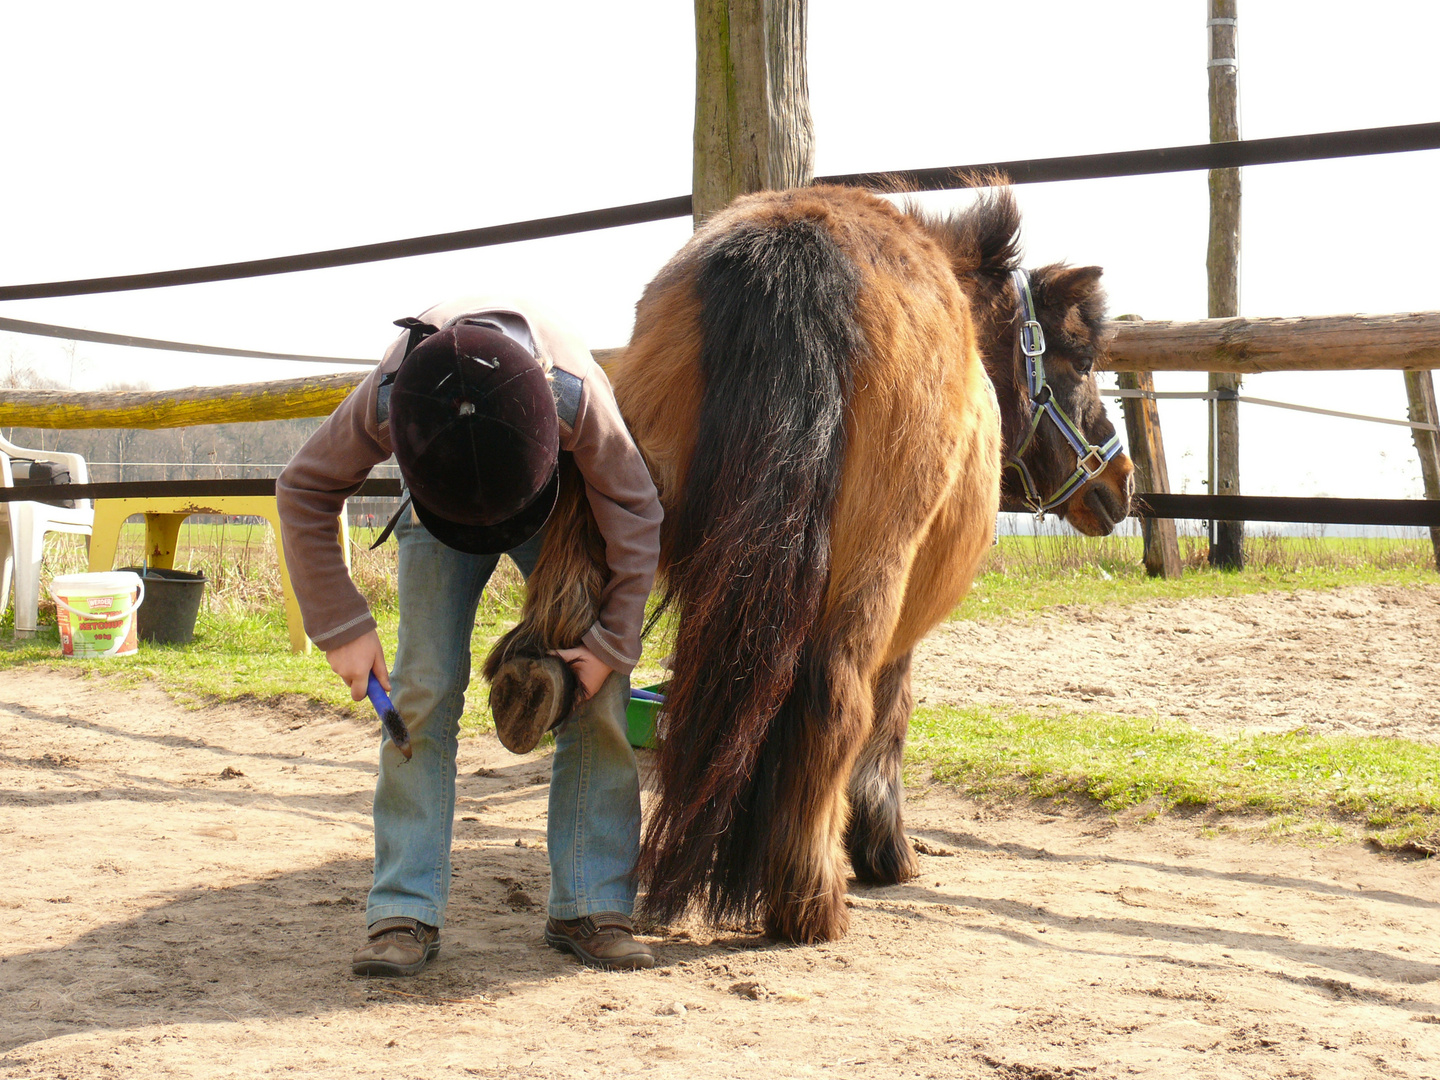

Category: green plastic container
[626, 684, 667, 749]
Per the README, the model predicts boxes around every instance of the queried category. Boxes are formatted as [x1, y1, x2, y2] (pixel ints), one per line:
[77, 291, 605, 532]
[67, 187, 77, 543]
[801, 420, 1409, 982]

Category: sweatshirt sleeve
[565, 370, 663, 675]
[275, 354, 396, 651]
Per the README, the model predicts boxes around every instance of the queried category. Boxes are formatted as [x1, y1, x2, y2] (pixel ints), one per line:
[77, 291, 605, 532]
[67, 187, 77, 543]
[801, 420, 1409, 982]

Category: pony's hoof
[489, 656, 577, 754]
[848, 842, 919, 887]
[763, 886, 851, 944]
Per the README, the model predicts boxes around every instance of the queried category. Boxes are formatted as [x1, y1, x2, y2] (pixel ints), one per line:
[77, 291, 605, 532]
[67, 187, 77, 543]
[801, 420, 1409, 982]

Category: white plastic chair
[0, 432, 95, 638]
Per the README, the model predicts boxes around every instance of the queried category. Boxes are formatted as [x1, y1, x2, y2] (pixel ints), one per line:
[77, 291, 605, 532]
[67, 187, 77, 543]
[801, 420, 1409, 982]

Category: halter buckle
[1020, 320, 1046, 357]
[1079, 447, 1109, 478]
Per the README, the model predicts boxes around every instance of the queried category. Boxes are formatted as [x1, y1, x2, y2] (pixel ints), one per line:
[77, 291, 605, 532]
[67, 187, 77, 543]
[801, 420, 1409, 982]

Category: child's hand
[326, 630, 390, 701]
[553, 645, 612, 704]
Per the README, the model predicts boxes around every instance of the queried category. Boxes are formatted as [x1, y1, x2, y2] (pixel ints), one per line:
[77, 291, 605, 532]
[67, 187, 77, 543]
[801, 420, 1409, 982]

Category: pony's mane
[908, 181, 1023, 283]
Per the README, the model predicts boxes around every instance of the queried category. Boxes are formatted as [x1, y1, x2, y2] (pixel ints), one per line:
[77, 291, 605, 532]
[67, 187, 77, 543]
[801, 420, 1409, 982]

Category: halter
[1005, 267, 1123, 516]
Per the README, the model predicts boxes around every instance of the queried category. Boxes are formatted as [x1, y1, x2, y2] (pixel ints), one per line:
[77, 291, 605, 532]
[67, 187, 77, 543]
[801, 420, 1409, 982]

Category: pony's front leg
[845, 649, 918, 885]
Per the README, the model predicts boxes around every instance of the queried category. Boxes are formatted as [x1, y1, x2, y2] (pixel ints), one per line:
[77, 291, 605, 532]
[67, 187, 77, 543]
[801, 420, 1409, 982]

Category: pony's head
[916, 187, 1133, 535]
[1000, 262, 1133, 534]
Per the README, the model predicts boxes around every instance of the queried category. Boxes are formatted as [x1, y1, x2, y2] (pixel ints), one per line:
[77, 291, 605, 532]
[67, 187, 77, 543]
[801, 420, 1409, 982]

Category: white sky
[1, 1, 1437, 499]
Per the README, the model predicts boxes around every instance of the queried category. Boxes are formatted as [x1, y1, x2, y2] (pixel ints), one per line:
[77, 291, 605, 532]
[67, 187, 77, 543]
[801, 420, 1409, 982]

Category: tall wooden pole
[1404, 370, 1440, 569]
[692, 0, 814, 227]
[1118, 367, 1184, 578]
[1207, 0, 1244, 568]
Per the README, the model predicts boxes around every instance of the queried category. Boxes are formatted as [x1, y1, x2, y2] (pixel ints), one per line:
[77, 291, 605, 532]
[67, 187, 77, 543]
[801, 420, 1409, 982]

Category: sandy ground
[919, 584, 1440, 744]
[1, 584, 1438, 1079]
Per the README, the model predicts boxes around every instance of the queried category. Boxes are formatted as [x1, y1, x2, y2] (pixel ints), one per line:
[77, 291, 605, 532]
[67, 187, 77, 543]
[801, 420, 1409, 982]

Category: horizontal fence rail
[1, 122, 1435, 302]
[0, 478, 405, 503]
[1137, 493, 1440, 527]
[5, 480, 1438, 529]
[1102, 311, 1440, 374]
[3, 312, 1438, 431]
[0, 373, 365, 429]
[5, 307, 1438, 378]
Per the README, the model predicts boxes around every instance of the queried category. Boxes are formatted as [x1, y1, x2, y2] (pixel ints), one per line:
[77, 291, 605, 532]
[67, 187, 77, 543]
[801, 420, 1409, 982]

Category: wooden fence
[4, 314, 1438, 431]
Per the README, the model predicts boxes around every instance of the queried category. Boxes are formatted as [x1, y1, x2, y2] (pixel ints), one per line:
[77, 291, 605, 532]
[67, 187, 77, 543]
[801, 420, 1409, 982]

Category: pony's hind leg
[845, 649, 919, 885]
[757, 636, 873, 945]
[758, 593, 920, 942]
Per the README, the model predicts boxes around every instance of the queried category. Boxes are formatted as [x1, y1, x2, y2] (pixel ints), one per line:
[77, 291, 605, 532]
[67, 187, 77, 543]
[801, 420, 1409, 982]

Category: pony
[487, 182, 1132, 944]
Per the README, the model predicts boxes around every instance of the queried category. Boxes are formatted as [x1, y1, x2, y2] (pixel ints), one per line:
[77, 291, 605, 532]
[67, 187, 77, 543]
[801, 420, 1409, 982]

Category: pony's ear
[1044, 265, 1104, 308]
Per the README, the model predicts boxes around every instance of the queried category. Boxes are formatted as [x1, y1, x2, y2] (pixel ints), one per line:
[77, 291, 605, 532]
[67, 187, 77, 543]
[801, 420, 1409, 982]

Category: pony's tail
[640, 213, 865, 925]
[482, 457, 606, 679]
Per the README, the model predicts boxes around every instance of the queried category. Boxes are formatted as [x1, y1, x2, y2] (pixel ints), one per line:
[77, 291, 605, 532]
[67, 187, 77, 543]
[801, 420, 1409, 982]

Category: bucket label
[51, 577, 143, 659]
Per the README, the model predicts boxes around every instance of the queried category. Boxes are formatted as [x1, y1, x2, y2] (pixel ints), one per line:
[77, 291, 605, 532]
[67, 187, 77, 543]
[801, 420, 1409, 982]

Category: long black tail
[639, 213, 865, 924]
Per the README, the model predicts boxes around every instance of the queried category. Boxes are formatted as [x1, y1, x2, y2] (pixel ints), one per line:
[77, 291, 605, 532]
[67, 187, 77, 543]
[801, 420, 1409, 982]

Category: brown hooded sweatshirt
[276, 296, 661, 675]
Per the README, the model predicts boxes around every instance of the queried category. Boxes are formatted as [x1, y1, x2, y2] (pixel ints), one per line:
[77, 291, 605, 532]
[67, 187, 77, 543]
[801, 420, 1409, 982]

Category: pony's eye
[1069, 353, 1095, 375]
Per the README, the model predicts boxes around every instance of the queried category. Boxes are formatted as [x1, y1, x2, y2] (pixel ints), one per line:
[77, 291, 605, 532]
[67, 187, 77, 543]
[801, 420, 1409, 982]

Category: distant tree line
[1, 357, 400, 524]
[3, 413, 328, 482]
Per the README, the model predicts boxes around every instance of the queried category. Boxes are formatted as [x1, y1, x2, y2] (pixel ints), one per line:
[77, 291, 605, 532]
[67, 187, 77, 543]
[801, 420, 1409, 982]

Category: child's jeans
[364, 507, 642, 929]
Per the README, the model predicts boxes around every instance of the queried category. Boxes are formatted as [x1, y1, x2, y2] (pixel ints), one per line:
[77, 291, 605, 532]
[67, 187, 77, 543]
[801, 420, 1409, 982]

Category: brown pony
[487, 183, 1132, 944]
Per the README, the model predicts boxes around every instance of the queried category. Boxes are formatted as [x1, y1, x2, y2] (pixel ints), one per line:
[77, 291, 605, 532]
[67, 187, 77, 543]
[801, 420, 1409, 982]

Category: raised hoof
[489, 655, 577, 755]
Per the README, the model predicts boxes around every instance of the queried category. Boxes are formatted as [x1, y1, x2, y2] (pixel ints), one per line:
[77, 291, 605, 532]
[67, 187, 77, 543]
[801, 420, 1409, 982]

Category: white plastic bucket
[50, 572, 145, 658]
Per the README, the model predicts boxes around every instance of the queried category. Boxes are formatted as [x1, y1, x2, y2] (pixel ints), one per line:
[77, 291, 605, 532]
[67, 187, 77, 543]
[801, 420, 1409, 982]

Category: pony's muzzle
[1064, 452, 1133, 535]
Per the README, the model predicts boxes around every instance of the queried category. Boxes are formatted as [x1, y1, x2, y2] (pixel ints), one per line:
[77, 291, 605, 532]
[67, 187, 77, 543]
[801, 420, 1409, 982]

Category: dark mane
[908, 182, 1022, 283]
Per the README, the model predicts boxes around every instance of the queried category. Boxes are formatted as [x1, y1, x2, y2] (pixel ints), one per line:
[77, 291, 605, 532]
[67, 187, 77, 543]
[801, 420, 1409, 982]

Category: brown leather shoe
[544, 912, 655, 971]
[489, 656, 577, 754]
[351, 917, 440, 977]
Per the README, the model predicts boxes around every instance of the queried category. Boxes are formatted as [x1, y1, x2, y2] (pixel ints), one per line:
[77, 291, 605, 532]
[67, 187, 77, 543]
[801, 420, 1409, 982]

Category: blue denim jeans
[365, 507, 641, 929]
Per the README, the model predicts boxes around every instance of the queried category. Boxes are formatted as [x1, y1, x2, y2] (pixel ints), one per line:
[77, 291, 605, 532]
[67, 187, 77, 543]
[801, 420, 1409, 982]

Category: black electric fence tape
[0, 478, 404, 503]
[820, 121, 1440, 192]
[3, 481, 1437, 528]
[1135, 494, 1440, 528]
[1, 123, 1434, 301]
[0, 315, 374, 365]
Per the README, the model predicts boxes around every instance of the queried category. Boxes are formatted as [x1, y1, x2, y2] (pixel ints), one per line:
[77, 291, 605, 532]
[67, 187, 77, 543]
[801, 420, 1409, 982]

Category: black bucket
[120, 567, 206, 645]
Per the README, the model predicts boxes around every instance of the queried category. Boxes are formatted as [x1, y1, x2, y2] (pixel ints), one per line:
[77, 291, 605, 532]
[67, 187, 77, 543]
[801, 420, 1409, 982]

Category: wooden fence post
[692, 0, 814, 227]
[1404, 370, 1440, 570]
[1117, 364, 1183, 579]
[1207, 0, 1244, 569]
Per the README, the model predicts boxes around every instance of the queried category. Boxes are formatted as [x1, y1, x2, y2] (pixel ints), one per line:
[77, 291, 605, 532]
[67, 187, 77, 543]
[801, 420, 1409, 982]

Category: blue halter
[1005, 268, 1123, 516]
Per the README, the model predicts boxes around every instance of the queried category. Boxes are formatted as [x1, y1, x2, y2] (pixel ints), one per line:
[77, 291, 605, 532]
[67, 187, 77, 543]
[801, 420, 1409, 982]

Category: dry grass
[22, 523, 523, 630]
[984, 519, 1437, 579]
[21, 520, 1435, 635]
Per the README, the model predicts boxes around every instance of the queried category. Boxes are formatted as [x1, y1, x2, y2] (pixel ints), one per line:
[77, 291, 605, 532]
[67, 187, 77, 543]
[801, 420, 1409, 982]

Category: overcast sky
[1, 1, 1437, 500]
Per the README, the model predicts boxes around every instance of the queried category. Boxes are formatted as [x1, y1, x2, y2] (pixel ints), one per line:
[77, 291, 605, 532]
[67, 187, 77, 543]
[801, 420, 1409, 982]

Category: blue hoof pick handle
[366, 673, 413, 760]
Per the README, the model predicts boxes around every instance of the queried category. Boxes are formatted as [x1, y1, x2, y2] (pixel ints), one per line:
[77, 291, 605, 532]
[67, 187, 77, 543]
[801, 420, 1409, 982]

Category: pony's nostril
[1084, 486, 1118, 531]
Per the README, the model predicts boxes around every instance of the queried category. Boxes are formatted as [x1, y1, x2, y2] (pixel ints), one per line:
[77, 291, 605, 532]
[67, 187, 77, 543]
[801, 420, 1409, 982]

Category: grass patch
[957, 532, 1437, 621]
[0, 526, 676, 735]
[0, 606, 530, 735]
[0, 522, 536, 732]
[909, 703, 1440, 854]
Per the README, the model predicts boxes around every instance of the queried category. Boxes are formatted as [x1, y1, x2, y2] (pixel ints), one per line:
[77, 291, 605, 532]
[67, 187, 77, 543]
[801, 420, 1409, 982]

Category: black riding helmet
[386, 319, 559, 555]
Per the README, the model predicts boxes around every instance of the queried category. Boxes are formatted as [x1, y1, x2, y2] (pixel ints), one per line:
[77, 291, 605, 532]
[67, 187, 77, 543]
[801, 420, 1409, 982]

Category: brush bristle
[381, 708, 412, 760]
